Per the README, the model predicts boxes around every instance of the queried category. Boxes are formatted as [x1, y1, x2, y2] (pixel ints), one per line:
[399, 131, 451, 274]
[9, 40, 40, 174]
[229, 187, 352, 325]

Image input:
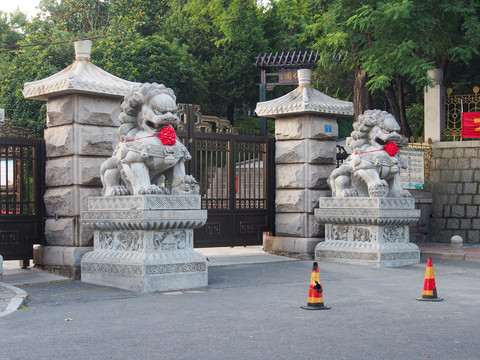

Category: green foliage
[338, 116, 353, 139]
[2, 0, 480, 141]
[93, 28, 207, 104]
[163, 0, 267, 121]
[312, 61, 353, 102]
[110, 0, 168, 35]
[405, 103, 424, 140]
[0, 10, 28, 46]
[258, 0, 317, 52]
[38, 0, 112, 34]
[233, 114, 274, 136]
[0, 4, 81, 137]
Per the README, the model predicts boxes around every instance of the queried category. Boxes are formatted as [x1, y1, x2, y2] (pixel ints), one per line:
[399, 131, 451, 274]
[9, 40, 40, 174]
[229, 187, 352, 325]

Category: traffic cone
[301, 262, 330, 310]
[416, 258, 443, 302]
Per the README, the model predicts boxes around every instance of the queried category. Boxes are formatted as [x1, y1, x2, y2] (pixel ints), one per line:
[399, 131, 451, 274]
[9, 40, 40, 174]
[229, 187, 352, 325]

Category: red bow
[159, 126, 177, 146]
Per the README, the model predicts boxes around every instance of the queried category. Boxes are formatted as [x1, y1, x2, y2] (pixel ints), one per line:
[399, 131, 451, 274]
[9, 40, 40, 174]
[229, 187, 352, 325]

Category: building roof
[23, 40, 138, 101]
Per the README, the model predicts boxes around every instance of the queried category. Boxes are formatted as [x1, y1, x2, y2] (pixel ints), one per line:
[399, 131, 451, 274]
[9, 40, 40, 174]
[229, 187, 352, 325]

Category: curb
[420, 251, 480, 263]
[0, 282, 28, 318]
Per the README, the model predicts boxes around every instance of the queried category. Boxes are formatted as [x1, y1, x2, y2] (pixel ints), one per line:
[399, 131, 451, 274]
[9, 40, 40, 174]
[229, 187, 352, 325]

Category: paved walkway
[0, 246, 294, 316]
[1, 243, 479, 316]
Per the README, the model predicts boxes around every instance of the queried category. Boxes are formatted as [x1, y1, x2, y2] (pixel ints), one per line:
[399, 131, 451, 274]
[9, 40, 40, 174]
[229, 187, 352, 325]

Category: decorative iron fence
[445, 86, 480, 141]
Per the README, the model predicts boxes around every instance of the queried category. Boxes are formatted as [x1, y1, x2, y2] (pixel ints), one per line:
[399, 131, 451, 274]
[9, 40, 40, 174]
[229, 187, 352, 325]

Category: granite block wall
[429, 141, 480, 243]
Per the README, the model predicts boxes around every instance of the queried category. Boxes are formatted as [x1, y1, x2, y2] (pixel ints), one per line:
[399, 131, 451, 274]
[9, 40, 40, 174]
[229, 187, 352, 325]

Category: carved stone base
[81, 195, 208, 292]
[314, 198, 421, 267]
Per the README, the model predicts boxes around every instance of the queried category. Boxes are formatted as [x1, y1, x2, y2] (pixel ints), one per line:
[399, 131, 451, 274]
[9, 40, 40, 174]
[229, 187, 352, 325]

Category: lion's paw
[340, 189, 358, 197]
[368, 180, 389, 197]
[104, 185, 130, 196]
[134, 185, 162, 195]
[401, 189, 411, 198]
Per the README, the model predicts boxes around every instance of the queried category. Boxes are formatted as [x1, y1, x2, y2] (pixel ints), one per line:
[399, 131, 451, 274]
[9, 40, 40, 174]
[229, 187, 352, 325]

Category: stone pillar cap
[23, 40, 139, 101]
[255, 69, 354, 118]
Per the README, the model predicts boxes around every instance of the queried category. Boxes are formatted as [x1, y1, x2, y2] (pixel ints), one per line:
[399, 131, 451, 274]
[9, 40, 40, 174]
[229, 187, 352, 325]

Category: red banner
[461, 112, 480, 138]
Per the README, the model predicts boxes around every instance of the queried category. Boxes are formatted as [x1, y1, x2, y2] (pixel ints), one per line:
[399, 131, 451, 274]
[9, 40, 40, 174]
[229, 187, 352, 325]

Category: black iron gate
[177, 104, 275, 247]
[0, 120, 45, 265]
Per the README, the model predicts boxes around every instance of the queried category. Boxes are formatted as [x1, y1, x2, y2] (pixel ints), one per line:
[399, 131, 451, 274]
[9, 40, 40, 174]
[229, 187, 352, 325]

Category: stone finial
[451, 235, 463, 251]
[297, 69, 312, 86]
[75, 40, 92, 61]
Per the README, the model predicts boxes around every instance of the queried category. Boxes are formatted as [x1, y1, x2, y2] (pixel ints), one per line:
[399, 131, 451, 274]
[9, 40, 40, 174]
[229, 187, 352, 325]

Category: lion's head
[117, 83, 180, 140]
[346, 109, 407, 153]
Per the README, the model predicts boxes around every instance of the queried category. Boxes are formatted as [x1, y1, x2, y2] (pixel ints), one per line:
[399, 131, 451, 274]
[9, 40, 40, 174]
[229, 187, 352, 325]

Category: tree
[0, 10, 28, 46]
[110, 0, 168, 36]
[163, 0, 267, 124]
[311, 0, 480, 137]
[92, 28, 207, 104]
[37, 0, 112, 34]
[0, 1, 208, 136]
[259, 0, 317, 52]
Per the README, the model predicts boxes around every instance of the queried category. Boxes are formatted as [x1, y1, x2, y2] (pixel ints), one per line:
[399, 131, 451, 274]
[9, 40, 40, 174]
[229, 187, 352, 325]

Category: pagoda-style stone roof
[255, 69, 354, 117]
[23, 40, 138, 100]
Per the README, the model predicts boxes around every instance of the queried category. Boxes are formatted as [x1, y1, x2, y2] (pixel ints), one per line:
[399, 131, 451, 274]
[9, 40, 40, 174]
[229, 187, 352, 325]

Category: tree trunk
[385, 82, 412, 139]
[227, 103, 235, 126]
[353, 67, 373, 121]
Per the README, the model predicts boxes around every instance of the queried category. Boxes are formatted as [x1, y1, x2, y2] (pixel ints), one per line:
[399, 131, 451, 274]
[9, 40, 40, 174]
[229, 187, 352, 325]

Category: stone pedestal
[315, 198, 420, 267]
[81, 195, 208, 292]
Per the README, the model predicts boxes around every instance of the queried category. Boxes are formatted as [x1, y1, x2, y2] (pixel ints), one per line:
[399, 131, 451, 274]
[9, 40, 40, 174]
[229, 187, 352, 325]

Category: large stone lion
[101, 83, 199, 196]
[328, 109, 410, 198]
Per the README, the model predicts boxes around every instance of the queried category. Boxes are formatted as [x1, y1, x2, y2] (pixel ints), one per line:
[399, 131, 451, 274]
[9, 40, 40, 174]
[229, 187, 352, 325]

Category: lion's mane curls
[117, 83, 177, 140]
[346, 109, 393, 153]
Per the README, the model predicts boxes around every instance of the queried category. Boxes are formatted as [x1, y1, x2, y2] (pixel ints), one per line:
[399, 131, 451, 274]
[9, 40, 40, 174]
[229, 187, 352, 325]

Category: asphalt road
[1, 259, 479, 360]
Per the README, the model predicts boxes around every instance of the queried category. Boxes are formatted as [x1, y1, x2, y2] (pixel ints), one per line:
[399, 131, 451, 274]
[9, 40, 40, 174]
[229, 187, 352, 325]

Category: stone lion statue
[101, 83, 199, 196]
[328, 109, 410, 198]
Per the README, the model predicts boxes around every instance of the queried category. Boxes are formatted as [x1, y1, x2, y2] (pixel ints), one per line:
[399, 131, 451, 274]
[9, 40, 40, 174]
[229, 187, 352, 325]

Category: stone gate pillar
[23, 40, 138, 278]
[255, 69, 354, 259]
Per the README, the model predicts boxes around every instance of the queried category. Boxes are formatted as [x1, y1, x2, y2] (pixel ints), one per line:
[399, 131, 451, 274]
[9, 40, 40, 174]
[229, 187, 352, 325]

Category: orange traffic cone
[416, 258, 443, 302]
[301, 262, 330, 310]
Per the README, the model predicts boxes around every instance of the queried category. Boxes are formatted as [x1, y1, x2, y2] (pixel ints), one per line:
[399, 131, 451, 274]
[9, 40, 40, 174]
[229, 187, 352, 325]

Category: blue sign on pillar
[325, 125, 332, 132]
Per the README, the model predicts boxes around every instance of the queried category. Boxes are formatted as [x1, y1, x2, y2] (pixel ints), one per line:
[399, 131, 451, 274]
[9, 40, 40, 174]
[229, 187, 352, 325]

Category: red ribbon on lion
[356, 142, 399, 157]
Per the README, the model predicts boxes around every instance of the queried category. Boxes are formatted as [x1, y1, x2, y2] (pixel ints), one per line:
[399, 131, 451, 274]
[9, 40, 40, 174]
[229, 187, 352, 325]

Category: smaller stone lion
[101, 83, 199, 196]
[328, 109, 410, 198]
